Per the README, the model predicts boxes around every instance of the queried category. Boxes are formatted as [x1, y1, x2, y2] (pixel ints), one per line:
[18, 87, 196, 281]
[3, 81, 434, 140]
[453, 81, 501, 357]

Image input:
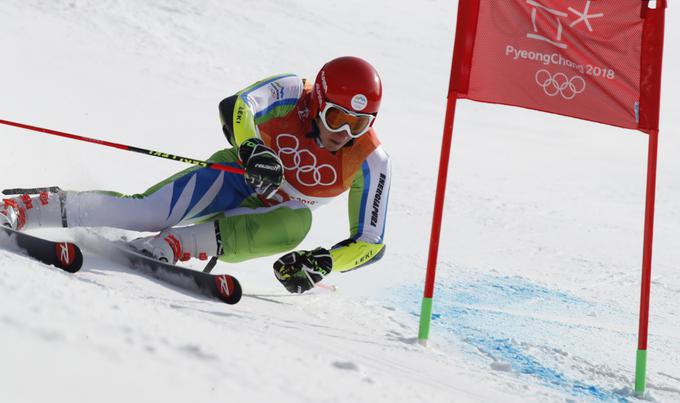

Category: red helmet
[312, 56, 382, 117]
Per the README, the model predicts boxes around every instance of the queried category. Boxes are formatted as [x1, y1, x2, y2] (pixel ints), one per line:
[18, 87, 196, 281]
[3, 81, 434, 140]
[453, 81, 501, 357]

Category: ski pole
[0, 118, 245, 175]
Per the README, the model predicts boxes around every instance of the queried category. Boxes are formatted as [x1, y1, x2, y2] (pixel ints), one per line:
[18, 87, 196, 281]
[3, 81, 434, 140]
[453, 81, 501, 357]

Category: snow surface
[1, 1, 679, 402]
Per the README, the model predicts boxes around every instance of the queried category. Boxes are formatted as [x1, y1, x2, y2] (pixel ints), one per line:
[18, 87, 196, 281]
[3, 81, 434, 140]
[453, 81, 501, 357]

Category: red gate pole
[635, 128, 660, 395]
[418, 93, 458, 346]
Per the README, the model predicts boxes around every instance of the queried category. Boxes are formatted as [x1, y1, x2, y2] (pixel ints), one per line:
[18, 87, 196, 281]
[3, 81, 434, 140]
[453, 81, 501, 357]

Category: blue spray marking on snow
[393, 273, 632, 402]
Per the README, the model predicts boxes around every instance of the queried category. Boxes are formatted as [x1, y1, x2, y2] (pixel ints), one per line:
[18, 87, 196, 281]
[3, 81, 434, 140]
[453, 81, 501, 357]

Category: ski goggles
[318, 102, 375, 138]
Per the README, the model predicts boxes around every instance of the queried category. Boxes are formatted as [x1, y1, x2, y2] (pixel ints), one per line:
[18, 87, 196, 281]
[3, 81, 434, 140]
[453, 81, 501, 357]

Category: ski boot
[1, 199, 25, 230]
[129, 225, 216, 264]
[1, 191, 65, 231]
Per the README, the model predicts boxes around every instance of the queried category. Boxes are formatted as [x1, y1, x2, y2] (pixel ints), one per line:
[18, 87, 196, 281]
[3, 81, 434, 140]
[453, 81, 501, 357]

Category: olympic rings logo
[276, 134, 338, 187]
[535, 69, 586, 100]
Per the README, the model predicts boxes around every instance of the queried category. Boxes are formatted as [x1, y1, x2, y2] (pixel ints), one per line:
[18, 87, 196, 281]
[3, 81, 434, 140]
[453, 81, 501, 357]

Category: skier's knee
[280, 204, 312, 249]
[215, 202, 312, 263]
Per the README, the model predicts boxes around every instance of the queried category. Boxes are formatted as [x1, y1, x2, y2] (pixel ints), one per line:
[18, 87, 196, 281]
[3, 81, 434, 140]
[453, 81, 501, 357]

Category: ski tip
[213, 274, 242, 305]
[54, 242, 83, 273]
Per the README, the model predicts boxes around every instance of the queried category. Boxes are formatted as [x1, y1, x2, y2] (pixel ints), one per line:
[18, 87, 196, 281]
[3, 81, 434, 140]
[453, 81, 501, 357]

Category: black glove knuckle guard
[238, 138, 283, 198]
[272, 248, 333, 294]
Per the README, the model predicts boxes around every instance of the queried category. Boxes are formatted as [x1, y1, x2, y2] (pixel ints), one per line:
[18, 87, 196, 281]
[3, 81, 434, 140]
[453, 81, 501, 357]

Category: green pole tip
[635, 349, 648, 396]
[418, 297, 434, 342]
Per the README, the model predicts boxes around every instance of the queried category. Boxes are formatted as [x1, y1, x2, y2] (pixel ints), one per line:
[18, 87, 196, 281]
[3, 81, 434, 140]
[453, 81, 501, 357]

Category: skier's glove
[239, 138, 284, 199]
[273, 247, 333, 294]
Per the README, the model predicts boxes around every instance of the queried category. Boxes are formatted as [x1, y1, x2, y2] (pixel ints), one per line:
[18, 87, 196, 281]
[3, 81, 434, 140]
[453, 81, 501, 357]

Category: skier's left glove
[239, 138, 284, 199]
[273, 247, 333, 294]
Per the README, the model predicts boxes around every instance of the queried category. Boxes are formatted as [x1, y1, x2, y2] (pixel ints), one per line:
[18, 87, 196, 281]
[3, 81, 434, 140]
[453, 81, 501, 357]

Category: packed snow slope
[1, 1, 679, 402]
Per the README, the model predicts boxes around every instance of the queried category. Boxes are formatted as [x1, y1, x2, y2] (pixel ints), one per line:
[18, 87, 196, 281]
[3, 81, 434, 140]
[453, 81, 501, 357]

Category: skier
[0, 56, 391, 294]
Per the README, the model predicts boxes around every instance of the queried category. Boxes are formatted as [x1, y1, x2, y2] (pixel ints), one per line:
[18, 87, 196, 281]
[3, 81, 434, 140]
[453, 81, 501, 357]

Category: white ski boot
[1, 192, 65, 231]
[128, 224, 217, 264]
[129, 230, 184, 264]
[1, 199, 24, 230]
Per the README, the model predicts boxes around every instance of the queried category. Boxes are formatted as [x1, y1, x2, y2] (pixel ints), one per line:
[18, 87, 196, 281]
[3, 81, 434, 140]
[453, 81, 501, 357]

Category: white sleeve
[351, 146, 391, 244]
[238, 74, 304, 121]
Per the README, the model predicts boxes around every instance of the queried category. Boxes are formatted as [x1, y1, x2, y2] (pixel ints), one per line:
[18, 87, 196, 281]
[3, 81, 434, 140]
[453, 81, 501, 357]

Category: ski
[0, 227, 83, 273]
[92, 237, 242, 305]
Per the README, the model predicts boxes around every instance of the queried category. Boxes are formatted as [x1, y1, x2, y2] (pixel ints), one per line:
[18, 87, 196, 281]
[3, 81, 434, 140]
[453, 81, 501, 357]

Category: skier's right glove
[239, 138, 284, 199]
[273, 247, 333, 294]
